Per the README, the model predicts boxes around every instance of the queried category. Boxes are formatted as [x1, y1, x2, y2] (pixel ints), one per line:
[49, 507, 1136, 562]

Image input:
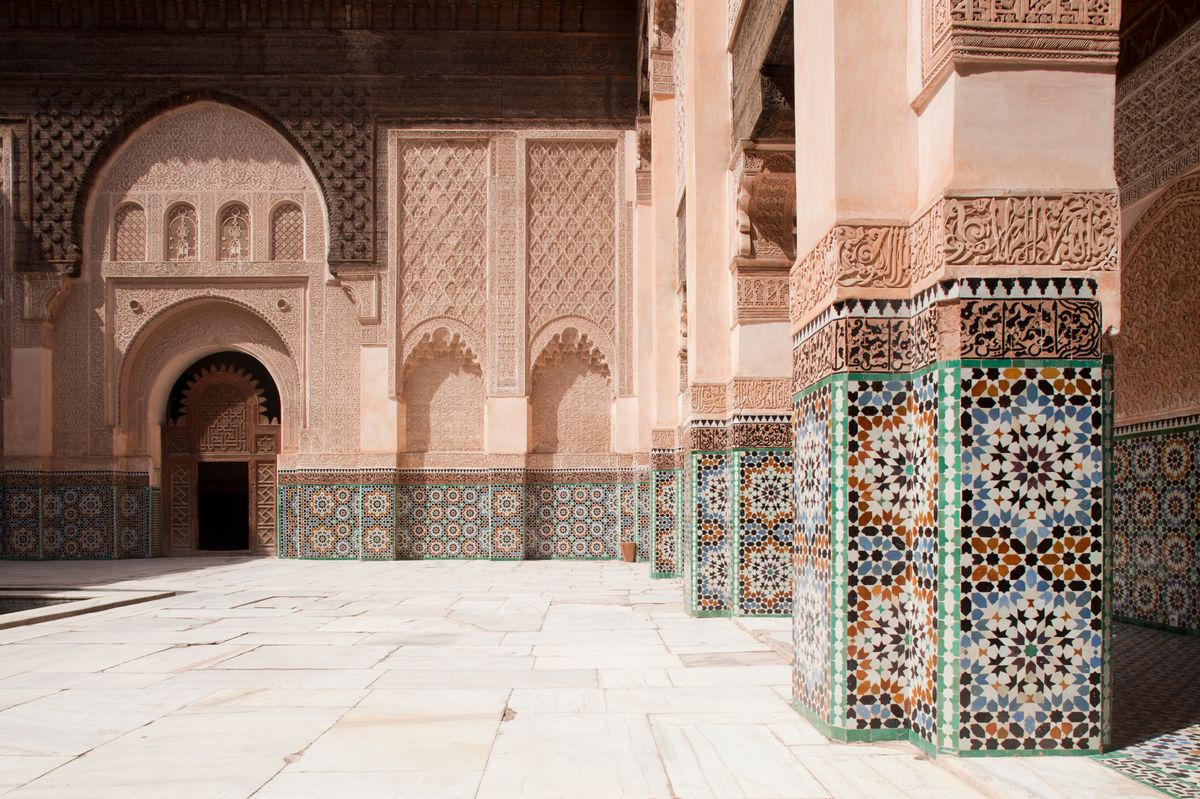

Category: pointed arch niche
[530, 328, 613, 454]
[401, 327, 484, 454]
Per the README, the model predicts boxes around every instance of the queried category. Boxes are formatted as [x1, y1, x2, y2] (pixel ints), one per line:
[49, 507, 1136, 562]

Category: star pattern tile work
[959, 366, 1104, 753]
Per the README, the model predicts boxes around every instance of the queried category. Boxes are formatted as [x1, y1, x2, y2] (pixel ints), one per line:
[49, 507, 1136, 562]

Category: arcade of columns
[7, 0, 1200, 761]
[639, 0, 1121, 755]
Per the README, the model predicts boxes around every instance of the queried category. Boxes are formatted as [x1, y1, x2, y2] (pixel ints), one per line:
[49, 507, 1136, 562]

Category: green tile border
[936, 361, 963, 754]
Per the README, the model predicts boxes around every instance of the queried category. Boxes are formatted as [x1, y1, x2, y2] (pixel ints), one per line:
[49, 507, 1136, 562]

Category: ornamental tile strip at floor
[0, 558, 1157, 798]
[1098, 623, 1200, 798]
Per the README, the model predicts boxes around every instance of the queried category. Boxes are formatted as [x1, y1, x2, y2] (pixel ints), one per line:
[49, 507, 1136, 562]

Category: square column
[650, 429, 681, 578]
[792, 278, 1107, 755]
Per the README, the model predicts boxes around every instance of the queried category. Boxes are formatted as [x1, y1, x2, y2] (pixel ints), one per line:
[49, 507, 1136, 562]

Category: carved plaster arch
[1114, 171, 1200, 425]
[530, 325, 613, 388]
[400, 317, 483, 390]
[73, 92, 333, 274]
[119, 298, 303, 457]
[529, 315, 615, 388]
[177, 363, 273, 426]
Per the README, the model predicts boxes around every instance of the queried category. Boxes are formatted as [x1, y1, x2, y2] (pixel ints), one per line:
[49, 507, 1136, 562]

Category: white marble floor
[0, 558, 1156, 798]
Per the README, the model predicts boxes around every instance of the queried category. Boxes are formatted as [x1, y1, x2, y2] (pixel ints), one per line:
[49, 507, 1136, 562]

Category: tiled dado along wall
[277, 469, 652, 561]
[0, 472, 156, 559]
[1113, 414, 1200, 634]
[680, 416, 795, 617]
[792, 277, 1108, 756]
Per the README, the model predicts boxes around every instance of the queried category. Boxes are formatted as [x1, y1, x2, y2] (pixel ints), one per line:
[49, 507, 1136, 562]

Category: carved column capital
[790, 190, 1120, 327]
[636, 115, 652, 204]
[733, 142, 794, 324]
[790, 224, 909, 326]
[922, 0, 1119, 86]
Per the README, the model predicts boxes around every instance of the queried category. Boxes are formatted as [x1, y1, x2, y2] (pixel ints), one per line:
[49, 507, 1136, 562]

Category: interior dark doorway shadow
[1109, 622, 1200, 749]
[197, 461, 250, 551]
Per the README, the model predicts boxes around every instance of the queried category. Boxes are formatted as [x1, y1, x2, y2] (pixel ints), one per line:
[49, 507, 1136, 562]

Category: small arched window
[166, 203, 198, 261]
[219, 203, 250, 261]
[111, 202, 146, 261]
[270, 202, 304, 261]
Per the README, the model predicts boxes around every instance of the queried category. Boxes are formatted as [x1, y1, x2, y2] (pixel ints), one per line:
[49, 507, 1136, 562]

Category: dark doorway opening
[197, 461, 250, 551]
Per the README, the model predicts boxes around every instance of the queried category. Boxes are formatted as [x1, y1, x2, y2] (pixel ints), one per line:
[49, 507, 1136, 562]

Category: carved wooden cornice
[922, 0, 1119, 87]
[726, 0, 793, 152]
[2, 0, 606, 32]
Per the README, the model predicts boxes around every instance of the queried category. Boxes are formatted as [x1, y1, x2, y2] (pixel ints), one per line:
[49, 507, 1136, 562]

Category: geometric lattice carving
[196, 382, 249, 453]
[399, 140, 488, 335]
[112, 202, 146, 261]
[219, 203, 250, 261]
[527, 141, 616, 339]
[270, 202, 304, 261]
[178, 365, 270, 453]
[168, 460, 192, 550]
[166, 203, 198, 261]
[255, 461, 277, 549]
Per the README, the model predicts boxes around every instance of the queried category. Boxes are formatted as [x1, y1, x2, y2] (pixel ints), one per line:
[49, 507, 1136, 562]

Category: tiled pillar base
[792, 278, 1108, 755]
[650, 445, 681, 578]
[681, 416, 796, 617]
[731, 416, 795, 616]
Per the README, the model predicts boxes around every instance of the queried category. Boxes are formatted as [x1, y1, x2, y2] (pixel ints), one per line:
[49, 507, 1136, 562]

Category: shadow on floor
[0, 555, 265, 589]
[1111, 623, 1200, 749]
[1099, 623, 1200, 798]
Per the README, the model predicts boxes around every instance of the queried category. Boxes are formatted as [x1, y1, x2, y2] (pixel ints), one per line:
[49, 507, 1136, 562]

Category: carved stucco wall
[49, 102, 359, 462]
[1114, 173, 1200, 425]
[1116, 18, 1200, 207]
[403, 333, 485, 453]
[30, 113, 632, 470]
[531, 333, 613, 454]
[391, 130, 628, 458]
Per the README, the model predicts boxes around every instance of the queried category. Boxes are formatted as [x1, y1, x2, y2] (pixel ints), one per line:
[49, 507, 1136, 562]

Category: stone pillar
[789, 0, 1118, 756]
[726, 139, 797, 616]
[650, 428, 681, 577]
[646, 0, 682, 577]
[674, 0, 738, 614]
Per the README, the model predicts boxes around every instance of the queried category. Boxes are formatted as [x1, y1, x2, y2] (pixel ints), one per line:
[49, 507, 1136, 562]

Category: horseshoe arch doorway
[161, 352, 282, 555]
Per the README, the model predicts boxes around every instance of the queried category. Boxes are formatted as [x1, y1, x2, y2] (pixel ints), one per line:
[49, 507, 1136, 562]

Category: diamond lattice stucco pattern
[399, 140, 489, 337]
[526, 141, 617, 342]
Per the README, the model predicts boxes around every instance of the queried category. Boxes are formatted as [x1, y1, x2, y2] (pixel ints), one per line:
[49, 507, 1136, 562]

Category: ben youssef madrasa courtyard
[0, 0, 1198, 796]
